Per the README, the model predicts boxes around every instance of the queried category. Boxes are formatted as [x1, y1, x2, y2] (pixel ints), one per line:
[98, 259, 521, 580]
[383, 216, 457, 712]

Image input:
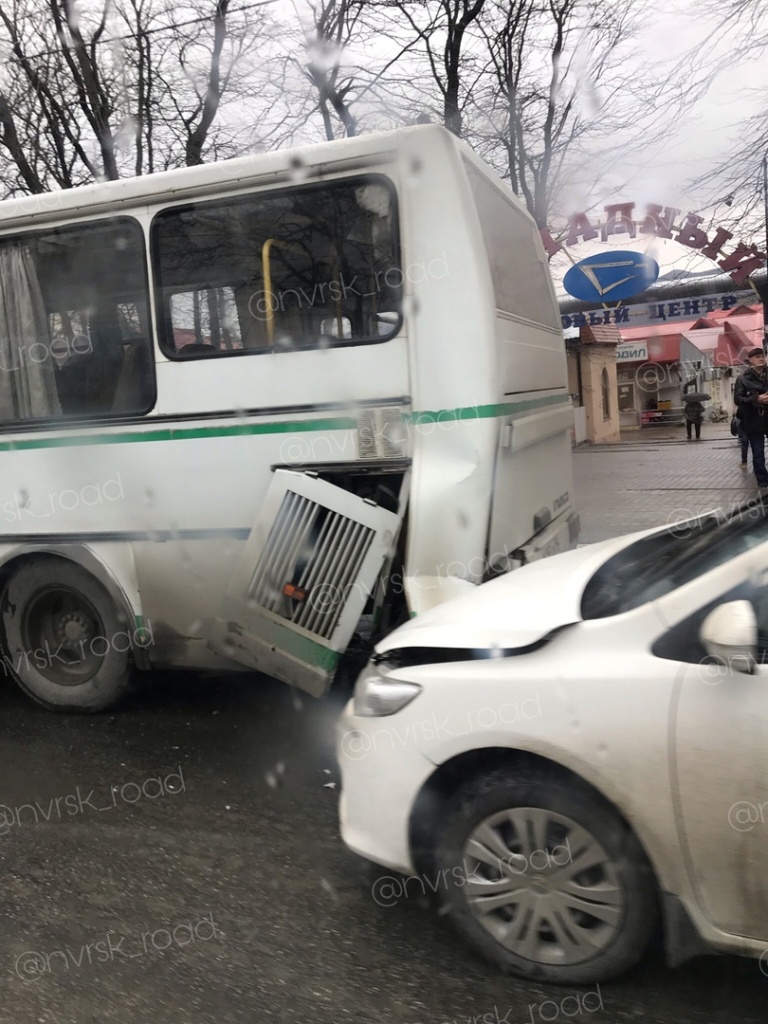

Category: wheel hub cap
[461, 806, 625, 967]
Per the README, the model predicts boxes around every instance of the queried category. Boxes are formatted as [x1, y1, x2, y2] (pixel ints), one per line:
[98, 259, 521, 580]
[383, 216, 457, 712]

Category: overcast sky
[560, 0, 768, 217]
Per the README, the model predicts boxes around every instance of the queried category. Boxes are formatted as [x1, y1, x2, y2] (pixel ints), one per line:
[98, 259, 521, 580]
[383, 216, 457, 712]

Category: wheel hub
[461, 805, 625, 967]
[21, 585, 106, 686]
[58, 611, 90, 644]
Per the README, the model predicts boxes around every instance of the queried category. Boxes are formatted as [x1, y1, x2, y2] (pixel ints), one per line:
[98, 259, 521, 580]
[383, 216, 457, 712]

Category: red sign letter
[539, 227, 563, 258]
[565, 213, 598, 246]
[675, 213, 708, 250]
[601, 203, 636, 241]
[700, 226, 734, 261]
[718, 243, 767, 283]
[639, 204, 679, 238]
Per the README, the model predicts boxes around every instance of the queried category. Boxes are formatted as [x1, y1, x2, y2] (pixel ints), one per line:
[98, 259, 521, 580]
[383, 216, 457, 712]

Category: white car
[337, 501, 768, 984]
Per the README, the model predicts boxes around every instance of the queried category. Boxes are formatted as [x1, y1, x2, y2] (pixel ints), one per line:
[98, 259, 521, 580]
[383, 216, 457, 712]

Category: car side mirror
[699, 600, 757, 674]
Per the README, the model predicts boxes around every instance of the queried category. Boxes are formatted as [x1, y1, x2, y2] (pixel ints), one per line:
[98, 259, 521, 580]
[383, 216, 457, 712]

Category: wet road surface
[3, 434, 768, 1023]
[1, 670, 766, 1024]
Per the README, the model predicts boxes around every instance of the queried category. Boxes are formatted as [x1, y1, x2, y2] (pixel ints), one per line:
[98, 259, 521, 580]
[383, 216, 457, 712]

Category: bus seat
[111, 340, 149, 414]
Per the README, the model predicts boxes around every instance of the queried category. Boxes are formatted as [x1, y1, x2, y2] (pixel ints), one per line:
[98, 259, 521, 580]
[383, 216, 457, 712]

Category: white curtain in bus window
[0, 244, 61, 419]
[152, 176, 401, 356]
[0, 217, 155, 422]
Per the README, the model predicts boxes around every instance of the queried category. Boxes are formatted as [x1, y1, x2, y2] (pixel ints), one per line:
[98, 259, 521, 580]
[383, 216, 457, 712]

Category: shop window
[617, 382, 635, 413]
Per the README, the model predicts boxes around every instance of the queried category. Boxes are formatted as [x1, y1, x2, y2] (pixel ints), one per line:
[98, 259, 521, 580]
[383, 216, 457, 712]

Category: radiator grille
[356, 410, 379, 460]
[247, 490, 375, 640]
[356, 407, 408, 460]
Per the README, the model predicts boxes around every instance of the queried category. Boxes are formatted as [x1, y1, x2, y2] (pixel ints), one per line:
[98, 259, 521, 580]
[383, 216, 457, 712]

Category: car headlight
[352, 670, 422, 717]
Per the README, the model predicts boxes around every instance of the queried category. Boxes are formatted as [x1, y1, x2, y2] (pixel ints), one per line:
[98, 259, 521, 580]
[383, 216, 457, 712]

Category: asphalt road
[2, 435, 768, 1023]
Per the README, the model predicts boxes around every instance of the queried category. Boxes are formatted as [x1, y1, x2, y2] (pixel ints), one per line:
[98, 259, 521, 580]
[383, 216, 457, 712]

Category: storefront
[612, 306, 756, 427]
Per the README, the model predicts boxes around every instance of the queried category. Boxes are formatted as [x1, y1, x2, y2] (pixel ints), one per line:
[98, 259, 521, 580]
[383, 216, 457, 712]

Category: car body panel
[337, 510, 768, 969]
[376, 526, 670, 654]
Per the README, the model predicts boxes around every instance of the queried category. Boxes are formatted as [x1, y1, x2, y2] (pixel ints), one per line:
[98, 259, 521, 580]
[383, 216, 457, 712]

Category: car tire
[1, 558, 134, 713]
[433, 767, 658, 984]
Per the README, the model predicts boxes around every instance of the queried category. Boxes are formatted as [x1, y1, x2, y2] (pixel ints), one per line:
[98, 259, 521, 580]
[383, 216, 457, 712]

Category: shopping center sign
[561, 290, 754, 329]
[542, 202, 767, 286]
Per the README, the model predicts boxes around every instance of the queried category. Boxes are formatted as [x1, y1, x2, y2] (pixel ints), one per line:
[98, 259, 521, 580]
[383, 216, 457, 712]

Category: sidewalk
[613, 422, 733, 445]
[573, 427, 756, 544]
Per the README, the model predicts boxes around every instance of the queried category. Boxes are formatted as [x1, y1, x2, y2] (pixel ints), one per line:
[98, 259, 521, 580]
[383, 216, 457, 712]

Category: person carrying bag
[734, 347, 768, 492]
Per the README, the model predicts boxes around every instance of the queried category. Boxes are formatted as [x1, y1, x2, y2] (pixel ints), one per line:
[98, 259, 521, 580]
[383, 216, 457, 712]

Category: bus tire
[0, 558, 133, 713]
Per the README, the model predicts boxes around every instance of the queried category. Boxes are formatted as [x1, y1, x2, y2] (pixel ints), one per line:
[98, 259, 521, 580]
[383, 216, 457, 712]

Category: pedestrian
[734, 347, 768, 494]
[683, 398, 704, 440]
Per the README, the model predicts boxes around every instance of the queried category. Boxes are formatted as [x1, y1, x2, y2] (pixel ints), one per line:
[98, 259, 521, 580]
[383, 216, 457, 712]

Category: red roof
[618, 302, 764, 364]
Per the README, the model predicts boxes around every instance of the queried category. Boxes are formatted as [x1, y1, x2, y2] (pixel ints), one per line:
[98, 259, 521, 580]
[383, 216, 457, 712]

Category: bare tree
[682, 1, 768, 238]
[0, 0, 270, 195]
[382, 0, 487, 137]
[258, 0, 428, 147]
[302, 0, 365, 139]
[464, 0, 698, 228]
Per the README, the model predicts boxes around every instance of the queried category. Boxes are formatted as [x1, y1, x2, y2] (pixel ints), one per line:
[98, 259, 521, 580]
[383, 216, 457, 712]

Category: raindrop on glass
[289, 157, 309, 183]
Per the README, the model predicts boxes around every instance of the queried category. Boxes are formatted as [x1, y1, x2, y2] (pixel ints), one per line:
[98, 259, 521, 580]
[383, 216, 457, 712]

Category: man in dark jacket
[734, 347, 768, 492]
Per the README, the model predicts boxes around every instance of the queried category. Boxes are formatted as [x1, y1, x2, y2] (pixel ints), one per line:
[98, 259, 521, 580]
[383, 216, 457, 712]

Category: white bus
[0, 125, 577, 712]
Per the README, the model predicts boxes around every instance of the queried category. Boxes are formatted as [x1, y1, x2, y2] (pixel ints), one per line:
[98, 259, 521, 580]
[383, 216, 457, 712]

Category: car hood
[377, 527, 663, 654]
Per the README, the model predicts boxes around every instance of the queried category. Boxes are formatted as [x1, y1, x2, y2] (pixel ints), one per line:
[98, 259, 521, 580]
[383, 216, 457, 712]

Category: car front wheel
[433, 768, 658, 984]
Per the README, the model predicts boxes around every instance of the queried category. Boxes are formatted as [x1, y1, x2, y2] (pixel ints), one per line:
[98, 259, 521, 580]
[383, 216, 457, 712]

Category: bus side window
[170, 288, 244, 354]
[151, 176, 402, 359]
[0, 217, 154, 424]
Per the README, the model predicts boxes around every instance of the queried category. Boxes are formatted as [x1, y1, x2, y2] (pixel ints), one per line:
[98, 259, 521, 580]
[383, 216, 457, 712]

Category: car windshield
[581, 502, 768, 619]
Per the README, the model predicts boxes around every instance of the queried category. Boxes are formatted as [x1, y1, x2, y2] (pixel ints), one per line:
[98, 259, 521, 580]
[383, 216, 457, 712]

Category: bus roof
[0, 125, 503, 231]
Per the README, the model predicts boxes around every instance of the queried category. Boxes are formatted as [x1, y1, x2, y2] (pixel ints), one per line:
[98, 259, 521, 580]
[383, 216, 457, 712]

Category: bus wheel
[0, 558, 133, 713]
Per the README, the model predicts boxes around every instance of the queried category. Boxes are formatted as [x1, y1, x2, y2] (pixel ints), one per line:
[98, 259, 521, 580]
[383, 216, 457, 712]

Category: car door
[652, 541, 768, 940]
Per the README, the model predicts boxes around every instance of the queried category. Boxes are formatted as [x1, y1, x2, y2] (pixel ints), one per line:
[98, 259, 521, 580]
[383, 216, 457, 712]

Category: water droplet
[289, 156, 309, 183]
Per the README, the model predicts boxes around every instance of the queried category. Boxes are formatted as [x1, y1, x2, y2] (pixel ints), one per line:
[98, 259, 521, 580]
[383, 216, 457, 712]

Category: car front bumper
[336, 698, 437, 874]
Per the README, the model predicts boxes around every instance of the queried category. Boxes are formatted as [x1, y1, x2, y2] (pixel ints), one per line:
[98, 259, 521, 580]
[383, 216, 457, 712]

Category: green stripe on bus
[0, 416, 358, 452]
[406, 394, 569, 424]
[0, 394, 569, 452]
[279, 630, 342, 671]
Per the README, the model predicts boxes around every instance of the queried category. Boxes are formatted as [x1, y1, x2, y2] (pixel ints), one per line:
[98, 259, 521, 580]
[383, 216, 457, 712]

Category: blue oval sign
[563, 251, 659, 303]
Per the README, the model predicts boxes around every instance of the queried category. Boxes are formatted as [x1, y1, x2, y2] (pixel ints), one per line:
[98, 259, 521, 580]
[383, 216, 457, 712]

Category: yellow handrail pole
[262, 238, 277, 346]
[329, 244, 342, 337]
[334, 259, 343, 337]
